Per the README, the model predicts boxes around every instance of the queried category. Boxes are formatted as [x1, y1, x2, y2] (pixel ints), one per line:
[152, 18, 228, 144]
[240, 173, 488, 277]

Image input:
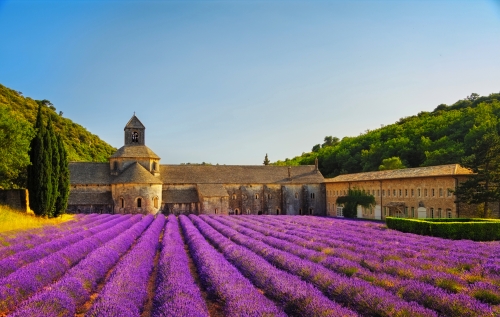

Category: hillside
[0, 83, 116, 188]
[274, 92, 500, 177]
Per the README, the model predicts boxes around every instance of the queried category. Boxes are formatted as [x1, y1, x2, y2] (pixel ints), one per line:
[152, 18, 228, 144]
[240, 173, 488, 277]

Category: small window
[439, 188, 443, 197]
[336, 207, 343, 217]
[405, 189, 408, 197]
[438, 208, 442, 218]
[393, 189, 396, 196]
[255, 194, 259, 200]
[399, 189, 402, 197]
[309, 208, 313, 215]
[120, 198, 124, 208]
[432, 189, 435, 197]
[132, 131, 139, 143]
[424, 189, 428, 197]
[268, 194, 271, 199]
[276, 208, 280, 215]
[137, 198, 142, 208]
[235, 209, 239, 215]
[153, 197, 158, 209]
[411, 189, 414, 197]
[430, 208, 434, 218]
[246, 209, 251, 215]
[232, 194, 236, 200]
[418, 188, 421, 197]
[299, 208, 303, 215]
[113, 161, 118, 171]
[152, 161, 156, 171]
[310, 193, 315, 199]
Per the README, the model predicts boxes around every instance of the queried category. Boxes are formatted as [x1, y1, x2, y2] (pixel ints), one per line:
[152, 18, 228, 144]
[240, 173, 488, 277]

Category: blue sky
[1, 0, 500, 165]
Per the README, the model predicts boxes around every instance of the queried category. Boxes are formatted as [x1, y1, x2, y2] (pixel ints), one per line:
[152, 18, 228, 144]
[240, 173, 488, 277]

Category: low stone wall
[0, 189, 30, 213]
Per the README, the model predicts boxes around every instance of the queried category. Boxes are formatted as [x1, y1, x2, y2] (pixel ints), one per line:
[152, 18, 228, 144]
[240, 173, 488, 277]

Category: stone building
[324, 164, 482, 220]
[68, 115, 326, 215]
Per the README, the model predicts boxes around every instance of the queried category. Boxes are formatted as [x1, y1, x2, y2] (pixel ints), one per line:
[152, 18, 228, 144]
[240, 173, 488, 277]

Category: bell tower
[124, 114, 145, 146]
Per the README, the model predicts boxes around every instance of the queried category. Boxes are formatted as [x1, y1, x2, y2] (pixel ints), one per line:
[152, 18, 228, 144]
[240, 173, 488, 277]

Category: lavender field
[0, 214, 499, 317]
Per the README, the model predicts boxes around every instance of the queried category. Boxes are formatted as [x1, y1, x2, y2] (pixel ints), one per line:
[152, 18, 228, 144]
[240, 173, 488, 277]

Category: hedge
[385, 217, 500, 241]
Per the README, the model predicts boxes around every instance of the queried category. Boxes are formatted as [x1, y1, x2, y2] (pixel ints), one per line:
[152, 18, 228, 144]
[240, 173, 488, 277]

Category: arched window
[132, 131, 139, 143]
[232, 194, 236, 200]
[152, 161, 156, 171]
[246, 209, 251, 215]
[120, 198, 124, 208]
[153, 197, 158, 209]
[276, 208, 280, 215]
[255, 194, 259, 200]
[309, 208, 313, 215]
[235, 209, 239, 215]
[137, 198, 142, 208]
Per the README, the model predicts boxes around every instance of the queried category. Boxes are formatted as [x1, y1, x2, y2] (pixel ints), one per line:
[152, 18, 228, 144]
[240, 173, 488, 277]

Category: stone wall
[0, 189, 30, 213]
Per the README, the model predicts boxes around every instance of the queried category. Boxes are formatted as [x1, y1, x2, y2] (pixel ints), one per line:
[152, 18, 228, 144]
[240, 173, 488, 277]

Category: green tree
[455, 127, 500, 217]
[54, 135, 69, 217]
[46, 116, 60, 217]
[379, 157, 406, 171]
[312, 144, 321, 153]
[336, 188, 375, 218]
[322, 136, 339, 148]
[0, 106, 34, 188]
[263, 153, 270, 165]
[28, 104, 48, 216]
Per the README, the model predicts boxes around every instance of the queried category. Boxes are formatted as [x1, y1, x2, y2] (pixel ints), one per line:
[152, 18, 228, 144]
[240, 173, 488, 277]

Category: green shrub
[385, 217, 500, 241]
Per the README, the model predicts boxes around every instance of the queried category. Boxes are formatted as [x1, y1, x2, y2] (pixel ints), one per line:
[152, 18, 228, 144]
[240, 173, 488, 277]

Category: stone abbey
[68, 115, 326, 215]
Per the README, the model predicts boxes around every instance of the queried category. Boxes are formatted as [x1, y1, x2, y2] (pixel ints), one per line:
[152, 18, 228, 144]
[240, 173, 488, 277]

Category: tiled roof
[112, 162, 163, 184]
[125, 115, 145, 129]
[110, 145, 160, 159]
[69, 163, 111, 185]
[325, 164, 473, 183]
[162, 188, 199, 203]
[68, 191, 113, 205]
[197, 184, 228, 197]
[160, 165, 324, 184]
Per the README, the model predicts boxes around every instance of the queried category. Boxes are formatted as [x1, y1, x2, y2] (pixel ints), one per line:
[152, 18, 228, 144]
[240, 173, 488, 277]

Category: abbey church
[68, 115, 326, 215]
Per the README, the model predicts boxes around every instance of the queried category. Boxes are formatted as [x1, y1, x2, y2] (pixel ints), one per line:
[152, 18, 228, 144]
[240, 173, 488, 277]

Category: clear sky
[1, 0, 500, 165]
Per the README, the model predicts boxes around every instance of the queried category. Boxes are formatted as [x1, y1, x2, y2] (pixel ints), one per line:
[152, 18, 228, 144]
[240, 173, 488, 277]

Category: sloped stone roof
[197, 184, 228, 197]
[110, 145, 160, 159]
[69, 163, 111, 185]
[125, 115, 145, 129]
[160, 165, 324, 184]
[112, 162, 162, 184]
[68, 191, 113, 205]
[325, 164, 473, 183]
[163, 188, 199, 203]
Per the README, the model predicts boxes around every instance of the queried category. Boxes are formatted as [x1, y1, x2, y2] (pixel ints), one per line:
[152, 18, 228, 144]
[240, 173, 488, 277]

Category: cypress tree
[54, 135, 69, 217]
[39, 114, 53, 216]
[27, 104, 45, 216]
[46, 116, 59, 217]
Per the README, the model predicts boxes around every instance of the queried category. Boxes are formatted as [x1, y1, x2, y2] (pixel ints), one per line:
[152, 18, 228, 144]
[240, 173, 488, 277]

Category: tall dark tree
[263, 153, 270, 165]
[54, 135, 69, 217]
[455, 128, 500, 217]
[28, 104, 47, 216]
[40, 112, 54, 216]
[46, 116, 60, 217]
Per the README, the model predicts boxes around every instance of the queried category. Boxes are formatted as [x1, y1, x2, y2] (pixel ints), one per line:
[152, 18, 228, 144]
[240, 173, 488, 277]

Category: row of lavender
[203, 215, 500, 316]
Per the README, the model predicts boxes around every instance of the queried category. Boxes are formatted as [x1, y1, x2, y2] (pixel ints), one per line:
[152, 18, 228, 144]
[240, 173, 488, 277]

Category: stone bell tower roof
[125, 114, 145, 130]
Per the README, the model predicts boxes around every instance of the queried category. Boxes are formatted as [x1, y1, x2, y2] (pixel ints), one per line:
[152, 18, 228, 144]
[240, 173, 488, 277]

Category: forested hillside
[274, 92, 500, 177]
[0, 84, 116, 188]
